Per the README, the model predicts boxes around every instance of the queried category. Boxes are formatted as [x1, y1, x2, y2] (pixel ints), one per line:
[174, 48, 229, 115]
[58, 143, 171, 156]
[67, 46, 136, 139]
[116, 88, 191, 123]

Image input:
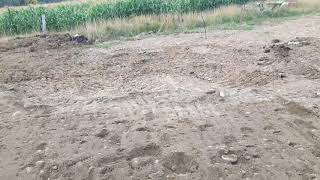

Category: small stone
[130, 158, 140, 168]
[35, 150, 44, 155]
[12, 111, 22, 117]
[279, 73, 286, 78]
[264, 49, 271, 53]
[177, 174, 189, 180]
[86, 100, 94, 105]
[252, 153, 260, 158]
[95, 129, 109, 138]
[272, 39, 280, 43]
[219, 90, 225, 97]
[246, 144, 255, 148]
[148, 170, 164, 179]
[274, 108, 281, 112]
[26, 167, 33, 174]
[288, 142, 297, 147]
[39, 170, 45, 177]
[273, 130, 281, 134]
[99, 165, 114, 175]
[88, 166, 94, 178]
[36, 142, 47, 151]
[35, 160, 45, 169]
[190, 164, 198, 172]
[52, 165, 58, 170]
[206, 90, 216, 95]
[30, 47, 36, 52]
[221, 154, 238, 164]
[166, 174, 176, 180]
[288, 41, 300, 46]
[130, 157, 153, 169]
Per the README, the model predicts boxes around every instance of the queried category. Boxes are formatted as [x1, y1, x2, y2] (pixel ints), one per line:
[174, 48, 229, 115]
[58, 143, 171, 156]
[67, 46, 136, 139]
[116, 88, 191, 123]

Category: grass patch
[0, 0, 249, 35]
[1, 0, 320, 39]
[74, 2, 320, 41]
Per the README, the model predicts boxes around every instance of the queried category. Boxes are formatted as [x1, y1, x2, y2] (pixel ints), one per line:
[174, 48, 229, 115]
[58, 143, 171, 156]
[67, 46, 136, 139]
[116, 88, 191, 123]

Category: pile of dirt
[263, 37, 314, 58]
[263, 39, 291, 57]
[0, 33, 91, 53]
[227, 70, 282, 87]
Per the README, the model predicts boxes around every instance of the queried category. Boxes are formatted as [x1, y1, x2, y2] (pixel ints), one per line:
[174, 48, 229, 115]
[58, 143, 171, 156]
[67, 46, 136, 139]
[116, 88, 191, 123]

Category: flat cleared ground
[0, 15, 320, 180]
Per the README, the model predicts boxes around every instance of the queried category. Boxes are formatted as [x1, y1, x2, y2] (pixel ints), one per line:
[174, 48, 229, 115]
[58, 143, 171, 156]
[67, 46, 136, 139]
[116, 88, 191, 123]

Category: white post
[41, 15, 47, 34]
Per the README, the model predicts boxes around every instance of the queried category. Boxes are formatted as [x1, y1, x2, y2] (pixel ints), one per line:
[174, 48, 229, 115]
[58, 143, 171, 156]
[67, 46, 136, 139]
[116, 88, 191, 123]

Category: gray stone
[26, 167, 33, 174]
[130, 156, 153, 169]
[221, 154, 238, 164]
[35, 160, 45, 169]
[95, 129, 109, 138]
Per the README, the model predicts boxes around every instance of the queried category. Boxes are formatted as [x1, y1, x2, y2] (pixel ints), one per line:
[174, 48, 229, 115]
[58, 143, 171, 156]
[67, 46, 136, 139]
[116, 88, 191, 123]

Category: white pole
[41, 15, 47, 34]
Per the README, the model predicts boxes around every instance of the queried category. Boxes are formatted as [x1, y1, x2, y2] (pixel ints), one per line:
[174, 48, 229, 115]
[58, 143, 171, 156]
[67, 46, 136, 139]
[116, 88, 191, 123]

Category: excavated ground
[0, 16, 320, 180]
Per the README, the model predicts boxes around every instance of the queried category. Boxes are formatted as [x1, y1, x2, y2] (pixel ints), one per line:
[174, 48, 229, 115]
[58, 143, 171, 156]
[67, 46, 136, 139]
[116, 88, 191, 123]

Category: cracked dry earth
[1, 15, 320, 180]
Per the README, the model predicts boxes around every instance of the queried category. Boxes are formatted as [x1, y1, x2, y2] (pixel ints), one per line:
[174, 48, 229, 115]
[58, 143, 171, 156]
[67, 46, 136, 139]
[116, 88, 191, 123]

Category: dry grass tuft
[1, 0, 319, 39]
[75, 0, 320, 41]
[297, 0, 320, 9]
[75, 5, 246, 40]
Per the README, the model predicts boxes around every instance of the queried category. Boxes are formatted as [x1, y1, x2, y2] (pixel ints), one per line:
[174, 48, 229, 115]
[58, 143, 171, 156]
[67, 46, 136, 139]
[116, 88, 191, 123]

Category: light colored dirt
[1, 16, 320, 180]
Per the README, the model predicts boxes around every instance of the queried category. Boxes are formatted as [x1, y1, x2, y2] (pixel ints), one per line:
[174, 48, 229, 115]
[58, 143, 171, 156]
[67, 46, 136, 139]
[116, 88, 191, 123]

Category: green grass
[77, 5, 320, 41]
[0, 0, 249, 36]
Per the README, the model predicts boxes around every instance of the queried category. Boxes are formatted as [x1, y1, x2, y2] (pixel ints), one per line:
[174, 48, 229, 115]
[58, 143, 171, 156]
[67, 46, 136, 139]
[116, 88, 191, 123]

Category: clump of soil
[263, 37, 313, 58]
[0, 33, 91, 53]
[263, 40, 291, 57]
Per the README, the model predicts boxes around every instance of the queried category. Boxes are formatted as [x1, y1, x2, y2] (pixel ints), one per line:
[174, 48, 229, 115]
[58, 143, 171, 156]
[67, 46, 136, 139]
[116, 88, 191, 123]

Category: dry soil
[0, 16, 320, 180]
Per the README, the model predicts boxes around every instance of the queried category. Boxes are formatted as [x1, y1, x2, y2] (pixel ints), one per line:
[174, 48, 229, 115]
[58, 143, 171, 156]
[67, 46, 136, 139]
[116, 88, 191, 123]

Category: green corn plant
[0, 0, 250, 35]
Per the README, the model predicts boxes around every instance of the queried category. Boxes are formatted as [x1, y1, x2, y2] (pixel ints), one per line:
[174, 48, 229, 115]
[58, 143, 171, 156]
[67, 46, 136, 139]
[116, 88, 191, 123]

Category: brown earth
[1, 15, 320, 180]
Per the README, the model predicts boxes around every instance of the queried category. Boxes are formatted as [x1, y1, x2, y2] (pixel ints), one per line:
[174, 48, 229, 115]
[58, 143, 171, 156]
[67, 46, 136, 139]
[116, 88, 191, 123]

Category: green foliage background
[0, 0, 249, 35]
[0, 0, 64, 7]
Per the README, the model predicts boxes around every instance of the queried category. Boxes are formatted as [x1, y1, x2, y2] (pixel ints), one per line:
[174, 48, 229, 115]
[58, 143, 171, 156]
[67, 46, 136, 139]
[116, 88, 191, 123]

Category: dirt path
[1, 15, 320, 180]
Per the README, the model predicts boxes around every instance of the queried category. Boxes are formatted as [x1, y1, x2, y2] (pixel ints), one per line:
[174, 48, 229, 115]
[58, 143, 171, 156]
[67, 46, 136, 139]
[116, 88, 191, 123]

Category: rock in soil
[221, 154, 238, 164]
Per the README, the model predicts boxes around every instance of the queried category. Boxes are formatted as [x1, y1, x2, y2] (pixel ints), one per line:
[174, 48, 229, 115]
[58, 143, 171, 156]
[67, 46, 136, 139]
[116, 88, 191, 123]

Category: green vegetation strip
[0, 0, 249, 35]
[94, 8, 310, 40]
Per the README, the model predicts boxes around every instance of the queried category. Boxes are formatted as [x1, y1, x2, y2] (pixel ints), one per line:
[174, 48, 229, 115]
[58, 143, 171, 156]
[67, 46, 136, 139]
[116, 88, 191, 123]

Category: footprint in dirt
[293, 119, 317, 130]
[162, 152, 199, 174]
[160, 133, 171, 147]
[285, 120, 319, 146]
[241, 127, 254, 137]
[222, 135, 237, 145]
[284, 101, 318, 117]
[263, 124, 281, 134]
[127, 143, 161, 160]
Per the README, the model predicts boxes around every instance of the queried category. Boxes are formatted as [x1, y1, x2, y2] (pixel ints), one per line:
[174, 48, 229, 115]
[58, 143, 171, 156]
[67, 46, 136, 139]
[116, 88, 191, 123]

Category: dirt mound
[263, 37, 314, 58]
[227, 70, 281, 87]
[0, 33, 91, 53]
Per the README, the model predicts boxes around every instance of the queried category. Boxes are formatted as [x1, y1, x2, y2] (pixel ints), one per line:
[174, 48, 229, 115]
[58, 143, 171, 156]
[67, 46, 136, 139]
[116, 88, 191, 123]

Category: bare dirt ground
[1, 15, 320, 180]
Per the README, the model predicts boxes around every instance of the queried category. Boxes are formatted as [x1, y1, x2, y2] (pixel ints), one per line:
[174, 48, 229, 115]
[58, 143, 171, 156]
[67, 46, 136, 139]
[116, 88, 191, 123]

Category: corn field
[0, 0, 249, 35]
